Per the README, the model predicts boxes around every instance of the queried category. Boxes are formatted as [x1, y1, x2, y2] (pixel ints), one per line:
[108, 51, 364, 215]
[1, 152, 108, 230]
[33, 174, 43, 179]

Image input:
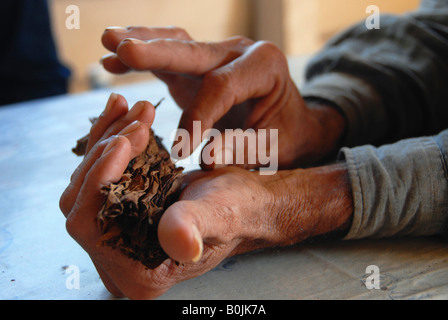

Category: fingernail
[105, 26, 128, 33]
[214, 147, 234, 169]
[100, 53, 116, 65]
[104, 93, 118, 114]
[119, 120, 141, 136]
[191, 225, 203, 263]
[102, 137, 120, 156]
[123, 38, 146, 45]
[125, 101, 145, 121]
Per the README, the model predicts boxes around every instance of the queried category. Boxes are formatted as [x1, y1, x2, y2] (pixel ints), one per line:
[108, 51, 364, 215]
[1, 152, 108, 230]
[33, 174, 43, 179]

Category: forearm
[262, 162, 354, 246]
[259, 128, 448, 246]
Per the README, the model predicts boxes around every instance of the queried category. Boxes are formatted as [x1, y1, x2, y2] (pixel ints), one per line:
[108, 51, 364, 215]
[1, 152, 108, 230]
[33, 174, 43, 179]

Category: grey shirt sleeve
[298, 0, 448, 238]
[301, 0, 448, 147]
[339, 129, 448, 239]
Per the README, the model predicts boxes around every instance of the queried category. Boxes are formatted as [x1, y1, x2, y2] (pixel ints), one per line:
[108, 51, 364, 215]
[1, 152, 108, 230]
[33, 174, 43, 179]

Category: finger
[116, 36, 251, 75]
[100, 53, 131, 75]
[101, 53, 203, 104]
[60, 120, 150, 217]
[65, 136, 133, 245]
[102, 26, 193, 53]
[97, 100, 156, 147]
[86, 93, 129, 154]
[101, 26, 194, 75]
[173, 41, 287, 157]
[158, 198, 237, 263]
[61, 100, 155, 216]
[80, 100, 155, 190]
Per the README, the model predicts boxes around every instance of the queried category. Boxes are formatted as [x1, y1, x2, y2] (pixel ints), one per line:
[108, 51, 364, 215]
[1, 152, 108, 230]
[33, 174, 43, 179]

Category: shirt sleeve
[339, 129, 448, 239]
[300, 0, 448, 148]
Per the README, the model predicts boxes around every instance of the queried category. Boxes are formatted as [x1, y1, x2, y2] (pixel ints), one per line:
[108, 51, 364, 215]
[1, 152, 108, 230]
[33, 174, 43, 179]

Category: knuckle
[204, 69, 233, 90]
[186, 40, 204, 60]
[230, 35, 254, 47]
[167, 26, 189, 39]
[117, 40, 147, 70]
[221, 205, 238, 242]
[253, 40, 288, 69]
[201, 70, 235, 123]
[59, 187, 72, 215]
[65, 215, 79, 239]
[255, 40, 280, 53]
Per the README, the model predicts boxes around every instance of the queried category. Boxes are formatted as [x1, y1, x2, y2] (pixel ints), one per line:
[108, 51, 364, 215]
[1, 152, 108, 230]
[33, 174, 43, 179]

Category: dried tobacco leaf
[72, 115, 184, 269]
[72, 117, 96, 156]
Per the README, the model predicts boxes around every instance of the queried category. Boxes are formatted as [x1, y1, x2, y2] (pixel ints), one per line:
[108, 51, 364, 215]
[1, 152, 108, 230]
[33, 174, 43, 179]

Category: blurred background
[2, 0, 420, 104]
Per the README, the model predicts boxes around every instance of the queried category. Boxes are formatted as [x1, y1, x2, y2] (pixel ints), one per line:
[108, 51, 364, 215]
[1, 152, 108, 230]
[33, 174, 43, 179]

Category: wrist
[305, 99, 347, 163]
[264, 162, 354, 246]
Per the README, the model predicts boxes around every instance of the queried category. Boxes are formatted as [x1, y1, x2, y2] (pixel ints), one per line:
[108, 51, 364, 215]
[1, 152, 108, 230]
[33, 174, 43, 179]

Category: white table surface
[1, 73, 447, 300]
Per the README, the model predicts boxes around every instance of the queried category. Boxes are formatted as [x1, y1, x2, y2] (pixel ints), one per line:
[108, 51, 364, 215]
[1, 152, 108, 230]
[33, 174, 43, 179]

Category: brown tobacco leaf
[72, 117, 96, 156]
[72, 120, 184, 269]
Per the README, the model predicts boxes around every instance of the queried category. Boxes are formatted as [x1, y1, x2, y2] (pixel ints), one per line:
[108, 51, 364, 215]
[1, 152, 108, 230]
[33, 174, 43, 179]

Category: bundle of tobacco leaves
[72, 119, 184, 269]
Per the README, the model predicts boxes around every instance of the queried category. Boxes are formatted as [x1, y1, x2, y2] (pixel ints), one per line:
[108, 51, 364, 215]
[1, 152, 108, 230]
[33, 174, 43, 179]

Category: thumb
[157, 201, 204, 263]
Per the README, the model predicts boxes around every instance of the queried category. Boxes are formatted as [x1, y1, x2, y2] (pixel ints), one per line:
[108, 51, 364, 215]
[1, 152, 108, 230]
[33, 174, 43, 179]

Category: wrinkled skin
[60, 27, 353, 299]
[100, 26, 346, 168]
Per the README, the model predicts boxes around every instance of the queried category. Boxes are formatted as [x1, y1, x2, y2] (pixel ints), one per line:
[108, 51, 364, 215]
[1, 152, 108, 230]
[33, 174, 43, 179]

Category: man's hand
[59, 93, 353, 299]
[101, 26, 346, 169]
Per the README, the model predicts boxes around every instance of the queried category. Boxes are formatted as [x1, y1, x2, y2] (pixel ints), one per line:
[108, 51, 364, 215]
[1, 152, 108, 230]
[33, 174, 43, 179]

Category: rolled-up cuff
[338, 131, 448, 240]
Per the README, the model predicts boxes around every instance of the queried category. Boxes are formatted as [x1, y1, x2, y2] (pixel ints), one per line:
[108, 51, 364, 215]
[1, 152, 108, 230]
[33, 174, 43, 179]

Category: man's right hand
[100, 26, 346, 170]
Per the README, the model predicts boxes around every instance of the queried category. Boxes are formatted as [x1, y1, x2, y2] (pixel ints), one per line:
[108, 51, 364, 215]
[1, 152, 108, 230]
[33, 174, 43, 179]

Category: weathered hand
[101, 26, 346, 170]
[59, 94, 353, 299]
[58, 93, 272, 299]
[59, 93, 157, 297]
